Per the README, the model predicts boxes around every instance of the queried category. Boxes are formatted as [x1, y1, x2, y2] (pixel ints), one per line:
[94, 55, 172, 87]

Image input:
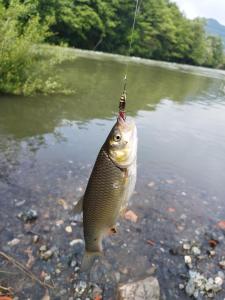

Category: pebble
[184, 256, 192, 265]
[148, 181, 155, 187]
[41, 250, 53, 260]
[17, 209, 38, 222]
[39, 245, 47, 252]
[179, 283, 185, 290]
[15, 199, 26, 207]
[219, 260, 225, 269]
[183, 243, 191, 250]
[44, 275, 51, 281]
[70, 260, 77, 267]
[218, 271, 225, 279]
[65, 226, 73, 233]
[209, 250, 216, 256]
[215, 276, 223, 286]
[75, 281, 87, 294]
[60, 289, 67, 296]
[117, 276, 160, 300]
[8, 238, 20, 246]
[191, 246, 201, 256]
[70, 239, 84, 246]
[33, 235, 39, 243]
[114, 271, 121, 283]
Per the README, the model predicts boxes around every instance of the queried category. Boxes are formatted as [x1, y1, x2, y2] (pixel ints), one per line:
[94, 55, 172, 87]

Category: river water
[0, 51, 225, 299]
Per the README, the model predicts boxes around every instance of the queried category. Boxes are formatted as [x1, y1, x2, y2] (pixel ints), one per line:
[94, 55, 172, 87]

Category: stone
[117, 276, 160, 300]
[214, 277, 223, 286]
[219, 261, 225, 269]
[184, 256, 192, 265]
[179, 284, 185, 290]
[65, 226, 73, 233]
[41, 250, 53, 260]
[8, 238, 20, 246]
[17, 209, 38, 222]
[39, 245, 47, 252]
[191, 246, 201, 256]
[148, 181, 155, 188]
[183, 243, 191, 250]
[33, 235, 39, 243]
[70, 239, 84, 247]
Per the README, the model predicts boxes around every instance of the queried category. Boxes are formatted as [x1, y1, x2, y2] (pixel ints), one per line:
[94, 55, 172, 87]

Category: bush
[0, 0, 75, 95]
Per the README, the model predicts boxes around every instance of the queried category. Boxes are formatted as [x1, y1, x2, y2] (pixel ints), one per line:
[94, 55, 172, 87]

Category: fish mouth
[117, 115, 136, 131]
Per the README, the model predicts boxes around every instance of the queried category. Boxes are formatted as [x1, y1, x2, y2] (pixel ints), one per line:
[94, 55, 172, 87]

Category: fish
[75, 115, 137, 271]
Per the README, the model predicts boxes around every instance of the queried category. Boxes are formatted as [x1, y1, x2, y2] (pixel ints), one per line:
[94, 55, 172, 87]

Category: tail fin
[81, 251, 102, 272]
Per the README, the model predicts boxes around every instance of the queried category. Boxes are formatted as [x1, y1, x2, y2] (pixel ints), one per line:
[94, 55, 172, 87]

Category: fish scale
[83, 147, 126, 252]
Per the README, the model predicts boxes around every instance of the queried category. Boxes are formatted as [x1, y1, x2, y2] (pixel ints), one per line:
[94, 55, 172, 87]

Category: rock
[114, 272, 120, 283]
[214, 277, 223, 286]
[74, 281, 87, 295]
[15, 199, 26, 207]
[217, 271, 225, 279]
[184, 256, 192, 265]
[7, 238, 20, 246]
[33, 235, 39, 243]
[183, 243, 191, 250]
[208, 250, 216, 257]
[65, 226, 73, 233]
[17, 209, 38, 222]
[148, 181, 155, 188]
[124, 210, 138, 223]
[117, 276, 160, 300]
[58, 198, 69, 210]
[179, 283, 185, 290]
[41, 250, 53, 260]
[70, 239, 84, 247]
[219, 260, 225, 269]
[191, 246, 201, 256]
[39, 245, 47, 252]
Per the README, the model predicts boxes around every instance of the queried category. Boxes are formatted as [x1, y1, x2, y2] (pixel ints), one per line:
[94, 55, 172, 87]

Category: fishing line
[119, 0, 141, 119]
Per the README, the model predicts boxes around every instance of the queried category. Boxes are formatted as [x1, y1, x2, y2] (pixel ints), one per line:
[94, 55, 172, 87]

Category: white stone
[117, 276, 160, 300]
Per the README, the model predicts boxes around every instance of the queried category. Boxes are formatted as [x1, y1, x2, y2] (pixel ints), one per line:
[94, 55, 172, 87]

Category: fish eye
[114, 134, 122, 142]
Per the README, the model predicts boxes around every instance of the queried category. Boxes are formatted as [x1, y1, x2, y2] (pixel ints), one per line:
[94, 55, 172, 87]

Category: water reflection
[0, 56, 217, 139]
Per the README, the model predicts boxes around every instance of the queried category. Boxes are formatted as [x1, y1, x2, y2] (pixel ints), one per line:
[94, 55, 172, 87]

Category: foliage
[0, 0, 75, 95]
[28, 0, 222, 68]
[0, 0, 224, 97]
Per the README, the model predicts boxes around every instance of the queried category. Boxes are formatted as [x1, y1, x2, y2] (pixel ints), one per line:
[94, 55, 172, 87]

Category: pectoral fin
[109, 226, 117, 235]
[73, 196, 83, 214]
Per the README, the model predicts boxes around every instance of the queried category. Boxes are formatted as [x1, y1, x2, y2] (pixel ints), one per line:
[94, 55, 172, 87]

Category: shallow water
[0, 51, 225, 299]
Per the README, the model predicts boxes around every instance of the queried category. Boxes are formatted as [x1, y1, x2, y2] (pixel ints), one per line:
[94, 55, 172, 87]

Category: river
[0, 50, 225, 299]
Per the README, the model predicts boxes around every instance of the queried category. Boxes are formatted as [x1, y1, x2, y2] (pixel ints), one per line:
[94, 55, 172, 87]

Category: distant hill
[205, 18, 225, 47]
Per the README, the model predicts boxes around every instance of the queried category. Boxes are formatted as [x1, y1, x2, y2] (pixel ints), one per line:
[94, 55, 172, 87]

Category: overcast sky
[171, 0, 225, 25]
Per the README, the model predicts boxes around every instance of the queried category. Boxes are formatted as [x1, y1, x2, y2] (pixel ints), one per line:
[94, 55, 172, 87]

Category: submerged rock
[185, 270, 223, 298]
[17, 209, 38, 222]
[117, 276, 160, 300]
[7, 238, 20, 246]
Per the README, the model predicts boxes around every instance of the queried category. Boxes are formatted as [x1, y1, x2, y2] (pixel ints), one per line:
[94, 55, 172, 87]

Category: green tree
[0, 0, 75, 95]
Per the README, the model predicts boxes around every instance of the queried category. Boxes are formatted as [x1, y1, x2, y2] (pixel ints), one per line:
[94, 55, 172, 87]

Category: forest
[0, 0, 224, 95]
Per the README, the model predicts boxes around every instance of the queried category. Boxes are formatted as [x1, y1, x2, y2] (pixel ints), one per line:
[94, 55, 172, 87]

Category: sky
[171, 0, 225, 25]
